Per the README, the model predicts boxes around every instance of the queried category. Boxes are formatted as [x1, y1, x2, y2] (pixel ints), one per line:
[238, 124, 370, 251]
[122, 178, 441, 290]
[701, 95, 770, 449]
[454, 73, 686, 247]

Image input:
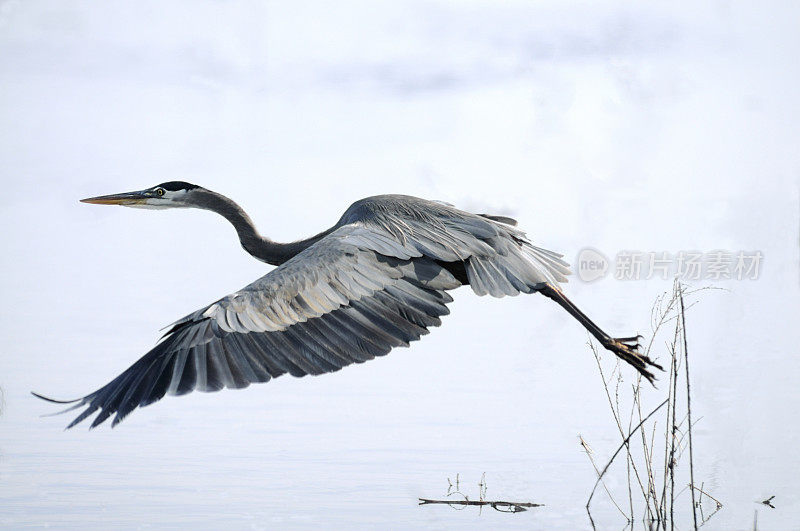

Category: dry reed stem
[580, 435, 629, 519]
[584, 281, 718, 529]
[585, 398, 669, 510]
[679, 286, 699, 530]
[590, 345, 652, 506]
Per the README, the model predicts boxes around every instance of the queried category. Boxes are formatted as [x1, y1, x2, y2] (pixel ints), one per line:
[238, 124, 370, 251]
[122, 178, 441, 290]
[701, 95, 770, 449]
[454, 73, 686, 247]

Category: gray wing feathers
[50, 225, 458, 428]
[44, 195, 568, 428]
[465, 237, 571, 297]
[347, 197, 572, 297]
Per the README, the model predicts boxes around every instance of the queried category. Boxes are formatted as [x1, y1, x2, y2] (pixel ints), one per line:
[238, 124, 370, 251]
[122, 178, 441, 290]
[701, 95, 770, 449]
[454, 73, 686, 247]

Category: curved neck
[188, 189, 334, 265]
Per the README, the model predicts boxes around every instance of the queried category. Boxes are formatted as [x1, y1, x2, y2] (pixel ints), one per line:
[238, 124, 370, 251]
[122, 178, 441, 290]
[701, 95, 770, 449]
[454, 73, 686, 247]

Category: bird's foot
[600, 334, 663, 384]
[611, 335, 642, 350]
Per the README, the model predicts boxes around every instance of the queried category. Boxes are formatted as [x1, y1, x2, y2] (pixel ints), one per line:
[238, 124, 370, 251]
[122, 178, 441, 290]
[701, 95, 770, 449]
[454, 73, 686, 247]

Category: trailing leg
[538, 284, 662, 383]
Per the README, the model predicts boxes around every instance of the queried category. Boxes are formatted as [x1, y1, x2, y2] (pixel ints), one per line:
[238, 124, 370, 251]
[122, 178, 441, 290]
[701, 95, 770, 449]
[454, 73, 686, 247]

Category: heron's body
[36, 184, 660, 428]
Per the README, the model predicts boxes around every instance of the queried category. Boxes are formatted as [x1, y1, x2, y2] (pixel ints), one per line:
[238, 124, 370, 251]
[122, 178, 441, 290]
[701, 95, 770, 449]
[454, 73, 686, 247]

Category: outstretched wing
[38, 223, 461, 429]
[37, 196, 574, 429]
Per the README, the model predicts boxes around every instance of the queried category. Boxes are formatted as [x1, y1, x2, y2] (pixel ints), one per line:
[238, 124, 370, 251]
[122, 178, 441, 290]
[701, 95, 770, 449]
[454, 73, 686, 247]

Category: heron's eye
[156, 188, 165, 196]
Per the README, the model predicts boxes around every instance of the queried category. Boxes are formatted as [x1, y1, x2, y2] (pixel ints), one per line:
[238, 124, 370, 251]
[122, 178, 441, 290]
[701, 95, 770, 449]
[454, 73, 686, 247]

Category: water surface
[1, 1, 798, 528]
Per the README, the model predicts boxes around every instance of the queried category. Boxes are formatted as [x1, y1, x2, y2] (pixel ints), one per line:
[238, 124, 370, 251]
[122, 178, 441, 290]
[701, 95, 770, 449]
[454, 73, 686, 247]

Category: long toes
[615, 334, 643, 343]
[600, 338, 662, 383]
[614, 336, 642, 350]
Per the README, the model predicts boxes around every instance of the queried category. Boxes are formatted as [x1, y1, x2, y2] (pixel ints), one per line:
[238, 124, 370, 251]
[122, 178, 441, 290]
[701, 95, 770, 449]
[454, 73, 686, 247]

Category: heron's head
[80, 181, 204, 210]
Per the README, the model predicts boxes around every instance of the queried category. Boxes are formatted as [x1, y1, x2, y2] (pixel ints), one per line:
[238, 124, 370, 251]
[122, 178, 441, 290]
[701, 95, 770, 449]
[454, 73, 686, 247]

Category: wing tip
[31, 391, 80, 405]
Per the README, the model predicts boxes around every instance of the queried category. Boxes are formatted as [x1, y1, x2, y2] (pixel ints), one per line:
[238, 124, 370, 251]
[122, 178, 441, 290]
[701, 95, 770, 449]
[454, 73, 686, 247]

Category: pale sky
[1, 1, 798, 528]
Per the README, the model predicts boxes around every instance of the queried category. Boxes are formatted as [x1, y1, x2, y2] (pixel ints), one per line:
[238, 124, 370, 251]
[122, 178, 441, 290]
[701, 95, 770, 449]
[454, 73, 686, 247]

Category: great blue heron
[34, 182, 661, 428]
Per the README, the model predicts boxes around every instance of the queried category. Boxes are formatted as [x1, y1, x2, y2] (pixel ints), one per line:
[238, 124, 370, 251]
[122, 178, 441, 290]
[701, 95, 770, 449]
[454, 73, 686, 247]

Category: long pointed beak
[80, 190, 150, 206]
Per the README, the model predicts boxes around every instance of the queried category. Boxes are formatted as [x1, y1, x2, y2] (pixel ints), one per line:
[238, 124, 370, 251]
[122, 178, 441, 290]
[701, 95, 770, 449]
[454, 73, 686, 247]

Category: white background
[1, 1, 798, 528]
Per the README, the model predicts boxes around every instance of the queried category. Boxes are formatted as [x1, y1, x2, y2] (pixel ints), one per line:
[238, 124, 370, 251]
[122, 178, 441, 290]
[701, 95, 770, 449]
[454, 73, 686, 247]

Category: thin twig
[648, 418, 659, 512]
[586, 398, 669, 509]
[660, 339, 675, 526]
[680, 286, 699, 530]
[635, 381, 659, 520]
[580, 435, 630, 519]
[585, 283, 720, 530]
[668, 283, 682, 531]
[688, 484, 723, 509]
[699, 506, 723, 528]
[590, 344, 651, 506]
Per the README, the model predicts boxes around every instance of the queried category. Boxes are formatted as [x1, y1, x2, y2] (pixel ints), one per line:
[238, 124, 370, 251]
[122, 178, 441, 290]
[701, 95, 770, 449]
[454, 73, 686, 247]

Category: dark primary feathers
[36, 194, 658, 428]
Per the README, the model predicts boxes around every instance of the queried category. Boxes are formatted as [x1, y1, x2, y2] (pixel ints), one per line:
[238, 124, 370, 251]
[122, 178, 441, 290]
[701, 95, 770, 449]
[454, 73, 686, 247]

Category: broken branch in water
[418, 498, 544, 513]
[685, 483, 723, 510]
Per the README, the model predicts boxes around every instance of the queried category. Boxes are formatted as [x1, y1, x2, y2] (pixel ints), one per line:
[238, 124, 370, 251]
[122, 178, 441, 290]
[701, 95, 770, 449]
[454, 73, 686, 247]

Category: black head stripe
[156, 181, 199, 192]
